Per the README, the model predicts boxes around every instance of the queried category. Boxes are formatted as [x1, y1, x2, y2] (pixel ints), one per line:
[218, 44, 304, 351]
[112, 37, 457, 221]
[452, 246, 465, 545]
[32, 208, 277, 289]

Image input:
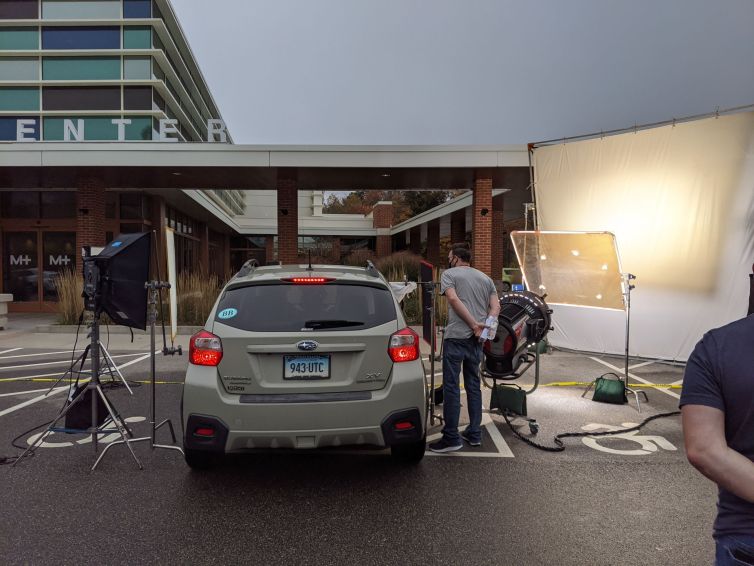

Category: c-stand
[14, 310, 144, 470]
[94, 281, 183, 469]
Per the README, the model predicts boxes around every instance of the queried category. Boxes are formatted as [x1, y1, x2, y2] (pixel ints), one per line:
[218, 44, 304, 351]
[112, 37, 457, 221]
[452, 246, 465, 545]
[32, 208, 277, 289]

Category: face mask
[448, 257, 457, 269]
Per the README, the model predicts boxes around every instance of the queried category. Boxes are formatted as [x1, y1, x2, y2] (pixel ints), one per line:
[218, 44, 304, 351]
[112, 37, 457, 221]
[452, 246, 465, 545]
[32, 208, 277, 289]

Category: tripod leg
[581, 381, 595, 398]
[155, 419, 177, 443]
[99, 388, 134, 437]
[91, 385, 143, 470]
[100, 343, 133, 395]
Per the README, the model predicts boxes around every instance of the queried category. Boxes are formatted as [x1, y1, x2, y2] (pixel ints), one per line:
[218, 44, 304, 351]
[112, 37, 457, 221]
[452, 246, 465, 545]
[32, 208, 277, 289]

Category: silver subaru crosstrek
[181, 262, 427, 468]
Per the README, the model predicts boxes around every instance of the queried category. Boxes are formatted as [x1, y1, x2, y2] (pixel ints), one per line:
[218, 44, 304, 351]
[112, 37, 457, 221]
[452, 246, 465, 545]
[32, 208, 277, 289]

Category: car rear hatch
[212, 277, 399, 395]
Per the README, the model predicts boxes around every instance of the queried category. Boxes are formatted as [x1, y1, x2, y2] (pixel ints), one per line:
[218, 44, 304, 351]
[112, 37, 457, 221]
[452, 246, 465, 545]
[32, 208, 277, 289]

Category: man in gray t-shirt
[429, 246, 500, 453]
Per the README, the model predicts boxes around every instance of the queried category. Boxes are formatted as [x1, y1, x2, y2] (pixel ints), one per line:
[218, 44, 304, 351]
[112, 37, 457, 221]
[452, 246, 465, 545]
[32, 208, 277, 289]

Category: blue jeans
[716, 535, 754, 565]
[441, 337, 483, 443]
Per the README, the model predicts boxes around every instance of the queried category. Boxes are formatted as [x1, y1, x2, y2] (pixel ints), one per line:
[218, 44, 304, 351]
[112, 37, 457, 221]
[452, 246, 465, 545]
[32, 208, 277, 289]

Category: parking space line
[426, 415, 514, 458]
[0, 387, 53, 398]
[0, 349, 86, 361]
[0, 348, 22, 356]
[0, 386, 69, 417]
[590, 357, 681, 399]
[628, 360, 655, 370]
[0, 352, 154, 383]
[0, 351, 149, 371]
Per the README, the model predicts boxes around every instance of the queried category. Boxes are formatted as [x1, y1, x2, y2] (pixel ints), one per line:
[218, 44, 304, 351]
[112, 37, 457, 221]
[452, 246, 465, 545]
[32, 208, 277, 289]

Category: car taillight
[389, 327, 420, 363]
[189, 330, 223, 366]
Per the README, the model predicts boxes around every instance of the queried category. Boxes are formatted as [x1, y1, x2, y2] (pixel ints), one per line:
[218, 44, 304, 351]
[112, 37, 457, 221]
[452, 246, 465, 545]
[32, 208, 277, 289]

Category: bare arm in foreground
[683, 404, 754, 504]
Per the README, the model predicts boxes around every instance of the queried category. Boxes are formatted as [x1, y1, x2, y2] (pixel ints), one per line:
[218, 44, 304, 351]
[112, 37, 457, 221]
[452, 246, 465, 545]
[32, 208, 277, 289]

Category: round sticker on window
[218, 308, 238, 320]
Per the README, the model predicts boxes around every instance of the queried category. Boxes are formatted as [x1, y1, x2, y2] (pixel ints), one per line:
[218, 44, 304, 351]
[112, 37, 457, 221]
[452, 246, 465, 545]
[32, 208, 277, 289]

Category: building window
[42, 1, 121, 20]
[123, 86, 152, 110]
[0, 116, 39, 140]
[42, 26, 120, 50]
[41, 192, 76, 219]
[2, 192, 40, 218]
[43, 56, 120, 81]
[105, 192, 117, 219]
[123, 26, 151, 49]
[123, 56, 151, 80]
[0, 27, 39, 50]
[0, 87, 39, 111]
[0, 58, 39, 81]
[120, 193, 152, 220]
[43, 86, 120, 111]
[0, 0, 38, 19]
[165, 207, 198, 237]
[124, 0, 151, 18]
[126, 116, 152, 140]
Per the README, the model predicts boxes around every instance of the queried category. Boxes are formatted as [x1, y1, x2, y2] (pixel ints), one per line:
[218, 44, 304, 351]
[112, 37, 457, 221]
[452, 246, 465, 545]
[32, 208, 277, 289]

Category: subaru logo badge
[297, 340, 319, 352]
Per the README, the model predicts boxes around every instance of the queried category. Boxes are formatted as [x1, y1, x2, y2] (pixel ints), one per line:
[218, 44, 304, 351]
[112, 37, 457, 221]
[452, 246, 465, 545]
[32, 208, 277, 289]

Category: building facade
[0, 1, 526, 313]
[0, 0, 246, 311]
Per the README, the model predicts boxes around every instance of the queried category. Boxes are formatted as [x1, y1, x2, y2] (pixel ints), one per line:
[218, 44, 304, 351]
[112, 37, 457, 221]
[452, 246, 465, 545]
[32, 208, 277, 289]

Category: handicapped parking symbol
[26, 416, 147, 448]
[580, 422, 677, 456]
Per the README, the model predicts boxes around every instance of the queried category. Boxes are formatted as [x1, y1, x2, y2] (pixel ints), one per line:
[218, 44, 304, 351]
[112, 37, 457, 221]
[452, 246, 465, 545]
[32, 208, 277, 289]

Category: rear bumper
[182, 361, 426, 453]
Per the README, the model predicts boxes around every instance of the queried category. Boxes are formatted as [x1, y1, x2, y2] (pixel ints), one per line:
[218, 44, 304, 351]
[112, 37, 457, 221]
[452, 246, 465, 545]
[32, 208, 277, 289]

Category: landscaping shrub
[175, 271, 224, 326]
[54, 269, 84, 325]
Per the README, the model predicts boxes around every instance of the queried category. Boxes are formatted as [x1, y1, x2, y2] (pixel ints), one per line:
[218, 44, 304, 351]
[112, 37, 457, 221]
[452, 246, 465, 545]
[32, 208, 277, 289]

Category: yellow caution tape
[543, 381, 682, 389]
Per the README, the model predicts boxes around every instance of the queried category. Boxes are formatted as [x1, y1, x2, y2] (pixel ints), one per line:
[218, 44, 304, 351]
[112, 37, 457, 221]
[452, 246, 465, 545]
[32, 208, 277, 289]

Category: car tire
[184, 448, 215, 470]
[391, 436, 426, 464]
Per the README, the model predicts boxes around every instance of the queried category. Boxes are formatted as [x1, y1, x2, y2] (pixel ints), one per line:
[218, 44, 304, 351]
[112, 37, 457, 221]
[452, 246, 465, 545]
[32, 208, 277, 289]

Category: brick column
[265, 235, 275, 264]
[371, 201, 393, 258]
[76, 177, 106, 271]
[277, 169, 298, 265]
[451, 209, 466, 246]
[409, 226, 421, 255]
[491, 194, 505, 279]
[426, 219, 441, 267]
[472, 169, 493, 276]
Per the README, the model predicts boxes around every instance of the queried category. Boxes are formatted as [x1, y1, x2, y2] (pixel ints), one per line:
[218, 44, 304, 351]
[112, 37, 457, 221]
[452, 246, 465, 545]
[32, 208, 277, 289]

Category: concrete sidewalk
[0, 313, 195, 351]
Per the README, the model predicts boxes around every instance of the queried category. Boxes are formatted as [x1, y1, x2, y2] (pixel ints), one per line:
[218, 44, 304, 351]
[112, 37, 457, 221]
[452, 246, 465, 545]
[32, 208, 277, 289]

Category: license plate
[283, 355, 330, 380]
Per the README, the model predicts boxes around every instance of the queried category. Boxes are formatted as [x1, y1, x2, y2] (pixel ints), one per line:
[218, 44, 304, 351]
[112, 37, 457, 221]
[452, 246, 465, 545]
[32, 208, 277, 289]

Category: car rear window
[214, 283, 397, 332]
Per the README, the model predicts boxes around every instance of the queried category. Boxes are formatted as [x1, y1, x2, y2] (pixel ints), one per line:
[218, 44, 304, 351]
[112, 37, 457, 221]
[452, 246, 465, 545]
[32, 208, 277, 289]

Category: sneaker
[428, 438, 463, 453]
[461, 431, 481, 447]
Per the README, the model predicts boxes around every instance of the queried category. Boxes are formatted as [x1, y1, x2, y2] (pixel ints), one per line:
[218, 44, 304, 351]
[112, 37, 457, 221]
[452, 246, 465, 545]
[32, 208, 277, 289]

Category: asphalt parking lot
[0, 339, 716, 566]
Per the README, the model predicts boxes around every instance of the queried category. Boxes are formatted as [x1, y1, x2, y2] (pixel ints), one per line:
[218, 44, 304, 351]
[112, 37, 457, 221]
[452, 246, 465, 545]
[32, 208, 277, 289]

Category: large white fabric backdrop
[533, 112, 754, 361]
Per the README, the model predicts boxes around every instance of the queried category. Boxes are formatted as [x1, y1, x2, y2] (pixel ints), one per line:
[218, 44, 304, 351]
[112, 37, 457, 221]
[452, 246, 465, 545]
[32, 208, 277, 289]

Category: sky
[171, 0, 754, 146]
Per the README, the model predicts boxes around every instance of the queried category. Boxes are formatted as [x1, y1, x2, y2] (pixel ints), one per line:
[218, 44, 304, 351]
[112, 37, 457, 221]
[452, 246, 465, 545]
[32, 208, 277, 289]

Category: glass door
[42, 232, 76, 302]
[3, 231, 39, 303]
[3, 230, 76, 305]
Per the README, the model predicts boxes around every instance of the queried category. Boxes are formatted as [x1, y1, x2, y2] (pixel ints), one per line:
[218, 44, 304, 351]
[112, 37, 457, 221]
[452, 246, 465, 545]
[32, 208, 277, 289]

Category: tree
[323, 190, 452, 225]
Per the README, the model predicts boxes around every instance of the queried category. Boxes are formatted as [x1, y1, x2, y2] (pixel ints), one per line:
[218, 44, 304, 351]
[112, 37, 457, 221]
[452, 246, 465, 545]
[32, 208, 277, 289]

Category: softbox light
[93, 232, 151, 330]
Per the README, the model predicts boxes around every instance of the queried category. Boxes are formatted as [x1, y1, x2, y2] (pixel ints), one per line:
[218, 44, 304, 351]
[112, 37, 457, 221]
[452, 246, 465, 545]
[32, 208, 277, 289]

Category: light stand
[423, 280, 444, 426]
[94, 281, 183, 469]
[623, 273, 648, 412]
[14, 310, 144, 470]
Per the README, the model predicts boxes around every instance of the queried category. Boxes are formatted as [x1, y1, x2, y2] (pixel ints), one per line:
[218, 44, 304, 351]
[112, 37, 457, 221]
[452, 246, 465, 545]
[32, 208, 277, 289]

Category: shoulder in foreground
[706, 314, 754, 340]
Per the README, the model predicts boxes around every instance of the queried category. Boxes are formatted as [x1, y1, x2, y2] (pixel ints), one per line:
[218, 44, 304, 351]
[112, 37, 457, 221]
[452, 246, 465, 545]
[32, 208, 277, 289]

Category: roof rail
[235, 259, 259, 278]
[365, 260, 379, 277]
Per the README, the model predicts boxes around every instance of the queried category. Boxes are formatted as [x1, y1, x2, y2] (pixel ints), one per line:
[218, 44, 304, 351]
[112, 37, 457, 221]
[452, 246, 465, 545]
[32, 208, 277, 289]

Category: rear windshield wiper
[304, 319, 364, 329]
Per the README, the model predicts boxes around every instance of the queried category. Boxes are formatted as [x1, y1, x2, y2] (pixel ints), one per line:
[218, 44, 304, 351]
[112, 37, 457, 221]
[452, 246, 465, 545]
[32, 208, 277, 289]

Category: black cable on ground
[499, 410, 682, 453]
